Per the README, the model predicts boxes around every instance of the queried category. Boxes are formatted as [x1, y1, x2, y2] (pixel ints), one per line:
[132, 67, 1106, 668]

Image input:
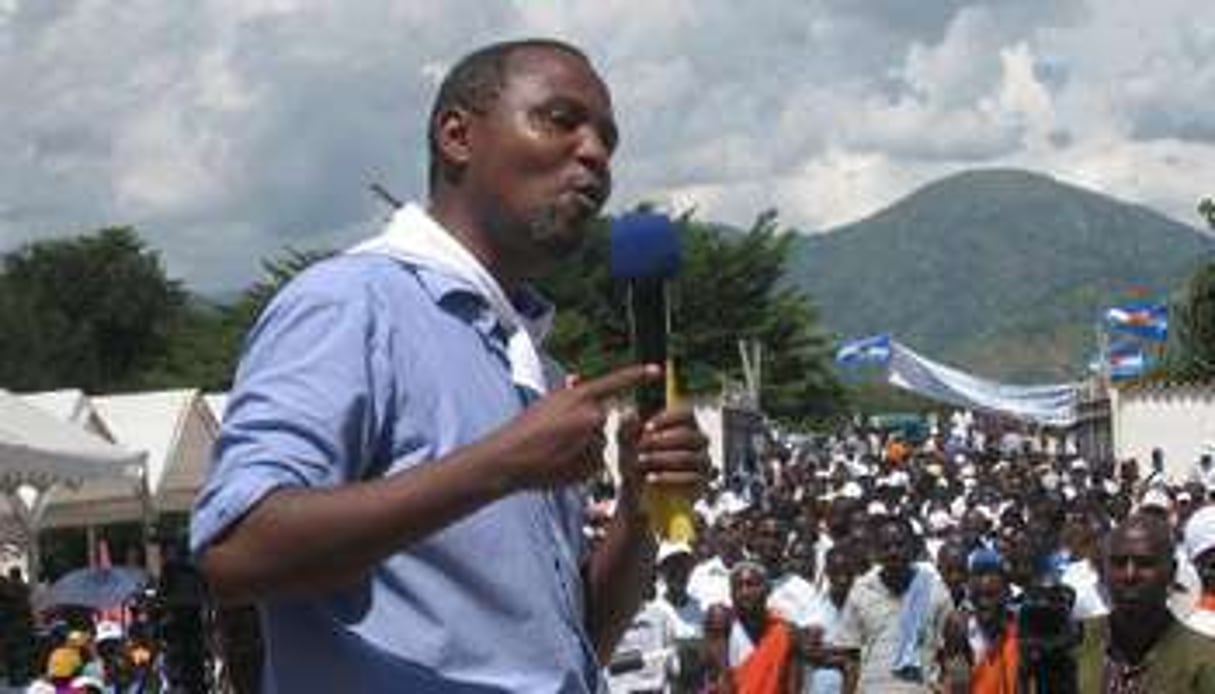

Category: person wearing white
[1183, 504, 1215, 637]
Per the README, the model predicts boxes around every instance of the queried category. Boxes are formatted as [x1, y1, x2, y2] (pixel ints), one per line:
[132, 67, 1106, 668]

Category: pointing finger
[577, 363, 662, 401]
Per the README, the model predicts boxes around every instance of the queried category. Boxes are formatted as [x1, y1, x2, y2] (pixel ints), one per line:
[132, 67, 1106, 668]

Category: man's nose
[575, 126, 611, 175]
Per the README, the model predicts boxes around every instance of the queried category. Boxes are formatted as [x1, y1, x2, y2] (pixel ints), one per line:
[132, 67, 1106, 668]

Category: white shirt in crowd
[606, 600, 677, 693]
[1060, 558, 1109, 620]
[836, 566, 952, 694]
[689, 555, 732, 608]
[769, 572, 820, 628]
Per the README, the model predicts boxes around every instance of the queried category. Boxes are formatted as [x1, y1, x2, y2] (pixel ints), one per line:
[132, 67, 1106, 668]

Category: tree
[0, 227, 186, 392]
[1162, 198, 1215, 381]
[540, 209, 844, 424]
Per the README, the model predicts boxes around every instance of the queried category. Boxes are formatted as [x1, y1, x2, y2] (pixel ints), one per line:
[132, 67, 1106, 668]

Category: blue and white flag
[1104, 302, 1168, 341]
[836, 333, 892, 366]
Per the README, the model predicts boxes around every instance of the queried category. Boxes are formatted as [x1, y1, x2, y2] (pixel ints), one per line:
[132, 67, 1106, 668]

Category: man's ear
[434, 106, 474, 176]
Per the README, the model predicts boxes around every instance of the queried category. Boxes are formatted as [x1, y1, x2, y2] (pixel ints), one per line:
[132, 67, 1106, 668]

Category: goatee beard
[528, 204, 585, 258]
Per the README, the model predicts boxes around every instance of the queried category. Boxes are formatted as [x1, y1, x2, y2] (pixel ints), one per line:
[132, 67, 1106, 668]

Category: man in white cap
[1184, 505, 1215, 637]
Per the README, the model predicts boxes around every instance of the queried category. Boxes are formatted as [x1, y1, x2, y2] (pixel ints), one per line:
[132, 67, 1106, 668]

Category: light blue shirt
[191, 253, 599, 692]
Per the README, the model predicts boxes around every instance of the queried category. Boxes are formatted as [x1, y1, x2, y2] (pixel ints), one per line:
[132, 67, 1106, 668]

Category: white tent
[36, 389, 218, 528]
[19, 389, 113, 440]
[203, 392, 227, 424]
[0, 389, 144, 577]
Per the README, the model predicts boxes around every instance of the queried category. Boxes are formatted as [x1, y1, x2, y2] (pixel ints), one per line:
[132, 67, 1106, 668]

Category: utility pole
[368, 182, 403, 211]
[737, 339, 762, 410]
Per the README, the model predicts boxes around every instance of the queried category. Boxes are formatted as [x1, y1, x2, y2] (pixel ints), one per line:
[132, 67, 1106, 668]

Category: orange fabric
[886, 441, 909, 465]
[972, 620, 1019, 694]
[1199, 592, 1215, 611]
[732, 613, 794, 694]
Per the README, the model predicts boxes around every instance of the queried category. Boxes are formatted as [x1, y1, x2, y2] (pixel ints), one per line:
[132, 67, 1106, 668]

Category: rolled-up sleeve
[191, 269, 388, 557]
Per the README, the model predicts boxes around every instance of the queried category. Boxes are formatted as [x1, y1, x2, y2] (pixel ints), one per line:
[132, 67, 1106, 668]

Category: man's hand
[488, 363, 663, 491]
[615, 401, 711, 508]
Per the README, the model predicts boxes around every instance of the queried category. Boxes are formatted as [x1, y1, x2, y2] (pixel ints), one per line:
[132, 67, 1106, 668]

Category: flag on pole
[836, 334, 892, 366]
[1104, 302, 1168, 341]
[1107, 341, 1148, 381]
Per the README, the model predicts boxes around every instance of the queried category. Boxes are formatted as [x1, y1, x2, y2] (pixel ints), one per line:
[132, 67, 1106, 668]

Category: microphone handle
[629, 277, 696, 543]
[629, 276, 668, 419]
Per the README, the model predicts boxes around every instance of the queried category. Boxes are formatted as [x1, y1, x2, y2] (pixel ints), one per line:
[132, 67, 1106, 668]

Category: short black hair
[426, 38, 589, 189]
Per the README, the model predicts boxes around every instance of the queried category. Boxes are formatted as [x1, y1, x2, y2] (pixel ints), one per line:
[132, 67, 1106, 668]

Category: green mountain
[787, 168, 1215, 382]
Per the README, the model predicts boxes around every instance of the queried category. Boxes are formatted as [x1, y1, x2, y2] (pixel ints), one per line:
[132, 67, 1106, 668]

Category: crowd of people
[601, 412, 1215, 692]
[0, 580, 165, 694]
[0, 544, 213, 694]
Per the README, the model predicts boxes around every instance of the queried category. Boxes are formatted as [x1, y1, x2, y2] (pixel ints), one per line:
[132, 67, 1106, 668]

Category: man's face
[825, 550, 854, 595]
[1105, 526, 1174, 614]
[751, 518, 787, 574]
[876, 520, 913, 577]
[937, 544, 969, 595]
[730, 565, 770, 618]
[969, 572, 1010, 633]
[961, 510, 990, 548]
[659, 554, 695, 596]
[461, 47, 615, 276]
[1195, 548, 1215, 591]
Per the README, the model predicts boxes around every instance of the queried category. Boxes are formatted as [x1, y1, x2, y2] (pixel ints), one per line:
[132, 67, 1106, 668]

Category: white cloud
[1, 0, 1213, 291]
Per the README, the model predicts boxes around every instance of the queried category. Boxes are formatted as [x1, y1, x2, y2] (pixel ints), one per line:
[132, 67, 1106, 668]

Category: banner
[837, 336, 1079, 427]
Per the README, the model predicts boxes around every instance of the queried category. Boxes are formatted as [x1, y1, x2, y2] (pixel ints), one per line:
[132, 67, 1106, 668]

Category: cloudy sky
[2, 0, 1214, 292]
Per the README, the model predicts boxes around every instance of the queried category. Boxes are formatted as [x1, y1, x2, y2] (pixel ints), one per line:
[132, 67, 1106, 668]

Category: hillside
[788, 169, 1214, 382]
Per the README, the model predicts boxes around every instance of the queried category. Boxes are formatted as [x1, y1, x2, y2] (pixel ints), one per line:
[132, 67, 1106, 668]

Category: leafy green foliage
[1165, 261, 1215, 382]
[0, 228, 186, 392]
[0, 218, 841, 424]
[540, 209, 844, 424]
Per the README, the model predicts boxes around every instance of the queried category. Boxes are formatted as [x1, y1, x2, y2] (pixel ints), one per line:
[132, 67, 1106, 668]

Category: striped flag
[836, 333, 892, 366]
[1104, 302, 1168, 341]
[1107, 342, 1148, 381]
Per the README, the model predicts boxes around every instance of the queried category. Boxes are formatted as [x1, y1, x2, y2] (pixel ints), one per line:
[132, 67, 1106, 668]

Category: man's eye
[540, 105, 579, 129]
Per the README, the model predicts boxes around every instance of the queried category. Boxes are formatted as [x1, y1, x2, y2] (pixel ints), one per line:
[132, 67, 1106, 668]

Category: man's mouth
[568, 179, 607, 215]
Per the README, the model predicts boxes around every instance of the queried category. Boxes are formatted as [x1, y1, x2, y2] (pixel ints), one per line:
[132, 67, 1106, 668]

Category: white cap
[1184, 505, 1215, 561]
[1042, 472, 1060, 491]
[928, 508, 954, 532]
[866, 500, 890, 517]
[1070, 458, 1089, 471]
[95, 621, 123, 643]
[840, 482, 864, 499]
[657, 541, 694, 565]
[1140, 487, 1172, 511]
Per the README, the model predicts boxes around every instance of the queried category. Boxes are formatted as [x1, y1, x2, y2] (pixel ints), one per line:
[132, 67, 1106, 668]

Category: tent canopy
[29, 389, 219, 528]
[0, 389, 143, 489]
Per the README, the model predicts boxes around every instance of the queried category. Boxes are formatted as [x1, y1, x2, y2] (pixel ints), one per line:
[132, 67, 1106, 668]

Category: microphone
[609, 212, 694, 543]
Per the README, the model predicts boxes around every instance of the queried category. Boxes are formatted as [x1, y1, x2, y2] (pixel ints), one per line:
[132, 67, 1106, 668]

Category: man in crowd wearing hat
[1077, 513, 1215, 691]
[941, 548, 1020, 694]
[1184, 504, 1215, 638]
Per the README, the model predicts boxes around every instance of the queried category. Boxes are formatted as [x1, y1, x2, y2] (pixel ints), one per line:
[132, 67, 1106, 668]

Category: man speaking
[191, 38, 709, 692]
